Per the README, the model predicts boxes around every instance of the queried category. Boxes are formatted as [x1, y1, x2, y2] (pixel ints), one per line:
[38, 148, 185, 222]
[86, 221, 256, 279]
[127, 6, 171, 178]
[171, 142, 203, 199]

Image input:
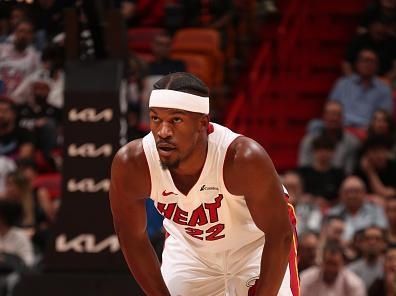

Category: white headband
[149, 89, 209, 114]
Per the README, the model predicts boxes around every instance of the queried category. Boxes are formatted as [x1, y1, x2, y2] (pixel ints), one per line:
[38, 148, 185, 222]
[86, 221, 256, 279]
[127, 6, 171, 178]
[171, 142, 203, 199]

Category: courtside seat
[171, 28, 224, 86]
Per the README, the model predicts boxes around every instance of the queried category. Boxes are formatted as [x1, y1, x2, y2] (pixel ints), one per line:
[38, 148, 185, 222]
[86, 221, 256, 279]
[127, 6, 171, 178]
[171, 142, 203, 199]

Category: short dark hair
[312, 135, 336, 151]
[363, 135, 393, 153]
[153, 72, 209, 97]
[323, 240, 344, 258]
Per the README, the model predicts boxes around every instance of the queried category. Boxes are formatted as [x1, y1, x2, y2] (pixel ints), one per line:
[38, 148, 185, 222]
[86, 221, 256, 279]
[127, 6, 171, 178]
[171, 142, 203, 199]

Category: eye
[151, 115, 160, 123]
[172, 117, 182, 124]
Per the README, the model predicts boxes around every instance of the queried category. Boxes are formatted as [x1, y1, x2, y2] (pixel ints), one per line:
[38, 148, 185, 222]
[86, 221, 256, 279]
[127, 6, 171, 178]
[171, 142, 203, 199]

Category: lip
[157, 143, 176, 157]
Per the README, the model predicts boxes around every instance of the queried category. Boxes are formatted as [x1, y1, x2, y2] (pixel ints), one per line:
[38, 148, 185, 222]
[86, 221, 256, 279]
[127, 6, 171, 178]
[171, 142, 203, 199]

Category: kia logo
[67, 178, 110, 192]
[68, 108, 113, 122]
[68, 143, 113, 158]
[56, 234, 120, 253]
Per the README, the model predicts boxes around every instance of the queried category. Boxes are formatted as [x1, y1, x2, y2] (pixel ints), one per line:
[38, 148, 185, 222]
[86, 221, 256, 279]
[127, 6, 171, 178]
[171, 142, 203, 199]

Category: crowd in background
[0, 0, 395, 296]
[293, 1, 396, 295]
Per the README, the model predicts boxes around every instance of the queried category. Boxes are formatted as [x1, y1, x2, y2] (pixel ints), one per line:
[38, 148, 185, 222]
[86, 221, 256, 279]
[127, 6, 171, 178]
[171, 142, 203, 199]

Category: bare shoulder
[226, 136, 271, 166]
[224, 136, 277, 195]
[111, 139, 151, 198]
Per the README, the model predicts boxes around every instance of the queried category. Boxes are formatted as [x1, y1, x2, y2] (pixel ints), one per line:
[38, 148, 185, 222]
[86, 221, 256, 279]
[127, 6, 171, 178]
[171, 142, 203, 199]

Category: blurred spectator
[360, 0, 396, 34]
[298, 231, 319, 273]
[0, 19, 39, 97]
[0, 4, 29, 44]
[366, 109, 395, 144]
[167, 0, 234, 34]
[357, 136, 396, 199]
[140, 34, 186, 130]
[348, 226, 386, 289]
[31, 0, 64, 47]
[344, 16, 396, 77]
[368, 244, 396, 296]
[386, 198, 396, 244]
[0, 199, 34, 296]
[0, 200, 33, 266]
[329, 49, 393, 128]
[0, 157, 15, 199]
[17, 79, 61, 169]
[148, 33, 186, 76]
[17, 158, 57, 223]
[298, 135, 345, 206]
[0, 98, 34, 160]
[282, 171, 322, 235]
[299, 101, 360, 174]
[327, 176, 387, 242]
[4, 171, 51, 235]
[12, 44, 65, 108]
[300, 241, 366, 296]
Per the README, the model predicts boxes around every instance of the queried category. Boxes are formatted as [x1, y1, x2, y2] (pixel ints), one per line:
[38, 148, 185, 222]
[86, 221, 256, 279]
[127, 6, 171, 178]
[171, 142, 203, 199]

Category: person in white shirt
[0, 20, 39, 97]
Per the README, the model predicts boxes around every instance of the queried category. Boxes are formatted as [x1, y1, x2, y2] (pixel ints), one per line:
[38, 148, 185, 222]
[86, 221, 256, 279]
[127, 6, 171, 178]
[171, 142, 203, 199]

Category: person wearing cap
[109, 72, 299, 296]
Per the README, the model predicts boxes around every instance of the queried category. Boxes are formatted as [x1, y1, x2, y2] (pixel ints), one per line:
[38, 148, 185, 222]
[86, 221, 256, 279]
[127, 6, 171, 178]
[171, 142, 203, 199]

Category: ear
[199, 115, 210, 132]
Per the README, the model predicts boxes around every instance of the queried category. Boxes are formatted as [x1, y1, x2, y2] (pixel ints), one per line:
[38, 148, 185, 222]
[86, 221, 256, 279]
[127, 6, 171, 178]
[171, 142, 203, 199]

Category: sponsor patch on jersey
[199, 185, 219, 191]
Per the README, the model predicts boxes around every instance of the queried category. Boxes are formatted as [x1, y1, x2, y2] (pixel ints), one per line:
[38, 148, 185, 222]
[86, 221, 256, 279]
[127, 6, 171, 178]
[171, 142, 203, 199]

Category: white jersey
[142, 123, 264, 254]
[0, 43, 40, 96]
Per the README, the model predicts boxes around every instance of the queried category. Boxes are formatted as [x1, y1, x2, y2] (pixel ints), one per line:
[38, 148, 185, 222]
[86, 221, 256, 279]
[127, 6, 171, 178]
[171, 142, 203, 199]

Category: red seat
[127, 27, 166, 54]
[33, 173, 61, 201]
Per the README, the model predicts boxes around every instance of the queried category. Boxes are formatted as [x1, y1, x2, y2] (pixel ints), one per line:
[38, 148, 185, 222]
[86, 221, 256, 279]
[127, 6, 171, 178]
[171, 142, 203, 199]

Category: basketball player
[109, 72, 299, 296]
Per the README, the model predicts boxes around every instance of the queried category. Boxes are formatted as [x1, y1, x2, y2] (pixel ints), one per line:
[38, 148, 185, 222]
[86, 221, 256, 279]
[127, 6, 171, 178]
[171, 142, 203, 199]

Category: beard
[14, 40, 28, 52]
[160, 158, 180, 171]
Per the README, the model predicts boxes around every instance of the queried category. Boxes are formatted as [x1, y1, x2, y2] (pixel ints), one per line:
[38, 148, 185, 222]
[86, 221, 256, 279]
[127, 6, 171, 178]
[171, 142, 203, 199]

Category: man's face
[341, 178, 366, 211]
[323, 102, 343, 130]
[371, 111, 390, 135]
[326, 220, 345, 242]
[32, 82, 50, 104]
[14, 22, 34, 52]
[152, 35, 171, 59]
[362, 227, 385, 257]
[385, 249, 396, 274]
[283, 173, 303, 205]
[9, 9, 25, 30]
[322, 251, 343, 284]
[355, 50, 378, 78]
[0, 102, 15, 131]
[386, 200, 396, 227]
[298, 234, 319, 267]
[150, 107, 207, 170]
[313, 147, 334, 166]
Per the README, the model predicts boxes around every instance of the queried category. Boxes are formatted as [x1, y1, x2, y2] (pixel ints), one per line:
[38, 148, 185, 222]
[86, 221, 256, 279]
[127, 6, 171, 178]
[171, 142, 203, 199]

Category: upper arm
[224, 137, 292, 236]
[109, 140, 151, 240]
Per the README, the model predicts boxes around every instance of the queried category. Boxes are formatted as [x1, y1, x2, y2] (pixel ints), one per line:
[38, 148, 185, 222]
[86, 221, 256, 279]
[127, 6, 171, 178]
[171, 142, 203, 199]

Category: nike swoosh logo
[162, 190, 177, 196]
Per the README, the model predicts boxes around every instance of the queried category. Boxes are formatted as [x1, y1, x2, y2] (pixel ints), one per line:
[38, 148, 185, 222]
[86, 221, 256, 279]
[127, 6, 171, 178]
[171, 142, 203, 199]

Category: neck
[324, 128, 342, 138]
[360, 76, 373, 86]
[171, 137, 208, 177]
[365, 254, 378, 265]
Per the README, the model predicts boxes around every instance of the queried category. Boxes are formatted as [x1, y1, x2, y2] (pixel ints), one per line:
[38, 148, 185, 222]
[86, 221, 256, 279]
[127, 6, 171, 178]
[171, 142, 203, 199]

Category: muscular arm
[225, 137, 293, 296]
[109, 140, 170, 296]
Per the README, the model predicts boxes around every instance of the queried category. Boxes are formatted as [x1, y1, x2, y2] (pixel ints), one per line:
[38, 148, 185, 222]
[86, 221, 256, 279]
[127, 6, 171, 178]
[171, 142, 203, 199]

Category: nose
[157, 122, 173, 139]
